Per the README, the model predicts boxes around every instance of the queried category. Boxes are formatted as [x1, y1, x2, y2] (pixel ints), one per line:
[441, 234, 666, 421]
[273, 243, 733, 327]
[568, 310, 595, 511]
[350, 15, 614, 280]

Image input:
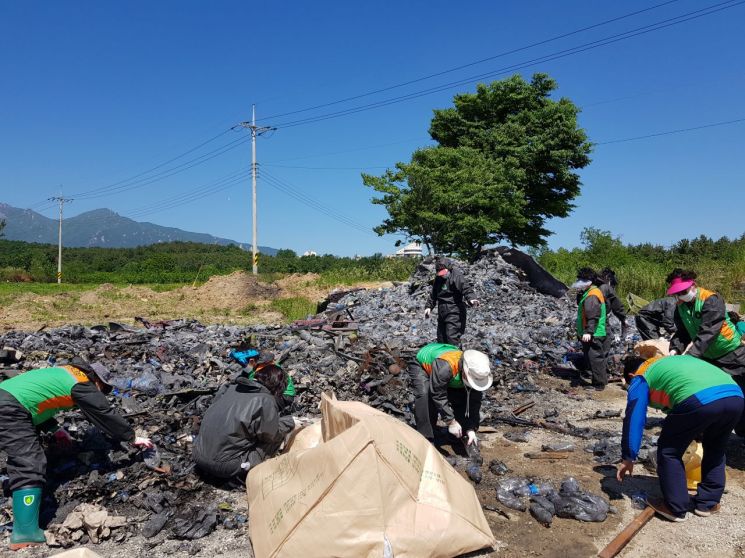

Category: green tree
[363, 73, 592, 260]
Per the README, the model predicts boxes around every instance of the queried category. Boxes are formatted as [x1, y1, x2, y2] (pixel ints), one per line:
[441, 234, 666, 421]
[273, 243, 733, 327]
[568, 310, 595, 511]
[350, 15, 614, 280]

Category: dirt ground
[12, 369, 744, 558]
[0, 272, 392, 331]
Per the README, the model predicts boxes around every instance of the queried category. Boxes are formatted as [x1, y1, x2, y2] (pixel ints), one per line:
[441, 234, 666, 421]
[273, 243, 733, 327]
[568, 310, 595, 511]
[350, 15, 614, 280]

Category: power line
[258, 0, 684, 122]
[262, 164, 390, 170]
[270, 0, 744, 129]
[597, 116, 745, 145]
[260, 170, 376, 236]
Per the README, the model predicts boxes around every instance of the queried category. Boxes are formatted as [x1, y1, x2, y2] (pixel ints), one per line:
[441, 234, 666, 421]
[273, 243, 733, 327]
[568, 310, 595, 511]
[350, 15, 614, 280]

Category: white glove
[466, 430, 478, 446]
[424, 308, 431, 318]
[669, 349, 678, 356]
[448, 420, 462, 439]
[581, 333, 592, 343]
[133, 436, 154, 449]
[469, 299, 480, 307]
[240, 462, 251, 471]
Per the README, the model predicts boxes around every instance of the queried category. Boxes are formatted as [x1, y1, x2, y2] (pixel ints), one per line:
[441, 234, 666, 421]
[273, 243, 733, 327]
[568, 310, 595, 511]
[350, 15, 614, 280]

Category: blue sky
[1, 0, 744, 256]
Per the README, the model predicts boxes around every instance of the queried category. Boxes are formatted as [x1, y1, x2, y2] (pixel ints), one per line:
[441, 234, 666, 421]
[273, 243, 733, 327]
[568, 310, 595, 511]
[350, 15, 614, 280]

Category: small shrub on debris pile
[0, 251, 628, 546]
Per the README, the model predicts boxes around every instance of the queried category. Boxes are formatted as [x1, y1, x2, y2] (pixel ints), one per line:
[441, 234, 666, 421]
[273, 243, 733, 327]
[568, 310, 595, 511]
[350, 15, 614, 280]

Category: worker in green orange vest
[0, 358, 152, 551]
[618, 355, 743, 521]
[665, 268, 745, 436]
[408, 342, 492, 447]
[573, 267, 610, 390]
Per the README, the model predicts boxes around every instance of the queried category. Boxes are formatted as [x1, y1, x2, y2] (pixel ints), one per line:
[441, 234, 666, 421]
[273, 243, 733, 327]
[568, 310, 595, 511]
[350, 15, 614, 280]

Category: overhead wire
[270, 0, 745, 129]
[258, 0, 684, 122]
[260, 170, 376, 236]
[596, 116, 745, 144]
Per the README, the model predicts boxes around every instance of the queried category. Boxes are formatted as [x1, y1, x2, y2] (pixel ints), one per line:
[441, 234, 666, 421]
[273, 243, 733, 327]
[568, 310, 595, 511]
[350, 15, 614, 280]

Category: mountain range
[0, 203, 278, 254]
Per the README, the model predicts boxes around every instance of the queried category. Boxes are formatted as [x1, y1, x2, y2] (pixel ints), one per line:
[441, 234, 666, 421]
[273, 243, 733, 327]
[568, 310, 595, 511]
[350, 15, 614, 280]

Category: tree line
[0, 240, 416, 284]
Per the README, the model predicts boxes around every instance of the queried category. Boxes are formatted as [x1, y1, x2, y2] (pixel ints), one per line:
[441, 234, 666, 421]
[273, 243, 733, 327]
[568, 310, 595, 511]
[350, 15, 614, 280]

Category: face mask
[571, 279, 592, 290]
[677, 289, 696, 303]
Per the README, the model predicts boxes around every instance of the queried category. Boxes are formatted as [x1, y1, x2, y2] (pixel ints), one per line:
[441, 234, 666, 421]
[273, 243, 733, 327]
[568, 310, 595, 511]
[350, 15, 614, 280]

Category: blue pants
[657, 395, 743, 516]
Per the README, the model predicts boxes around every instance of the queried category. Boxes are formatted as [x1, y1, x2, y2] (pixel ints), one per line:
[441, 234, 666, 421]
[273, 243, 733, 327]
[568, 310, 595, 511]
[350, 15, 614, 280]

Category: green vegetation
[364, 73, 592, 260]
[270, 297, 317, 322]
[537, 228, 745, 307]
[0, 240, 417, 285]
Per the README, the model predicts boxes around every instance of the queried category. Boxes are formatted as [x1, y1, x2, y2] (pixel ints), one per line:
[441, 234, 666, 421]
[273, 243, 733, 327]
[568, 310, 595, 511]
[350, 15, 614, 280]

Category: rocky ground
[1, 252, 744, 558]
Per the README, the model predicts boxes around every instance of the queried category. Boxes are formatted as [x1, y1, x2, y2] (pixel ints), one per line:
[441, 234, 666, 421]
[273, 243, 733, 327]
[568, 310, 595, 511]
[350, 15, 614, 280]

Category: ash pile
[0, 250, 622, 548]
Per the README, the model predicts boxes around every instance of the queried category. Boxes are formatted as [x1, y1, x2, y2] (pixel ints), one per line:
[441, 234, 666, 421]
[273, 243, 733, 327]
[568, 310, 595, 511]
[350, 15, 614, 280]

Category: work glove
[424, 308, 432, 318]
[53, 428, 73, 450]
[469, 299, 480, 307]
[465, 430, 478, 447]
[447, 420, 462, 439]
[668, 349, 678, 356]
[581, 333, 592, 343]
[133, 436, 154, 450]
[240, 462, 251, 472]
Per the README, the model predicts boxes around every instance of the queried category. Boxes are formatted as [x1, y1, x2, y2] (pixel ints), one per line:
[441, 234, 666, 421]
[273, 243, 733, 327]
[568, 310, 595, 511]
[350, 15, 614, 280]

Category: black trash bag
[494, 247, 567, 298]
[529, 495, 556, 527]
[142, 510, 173, 539]
[172, 506, 218, 540]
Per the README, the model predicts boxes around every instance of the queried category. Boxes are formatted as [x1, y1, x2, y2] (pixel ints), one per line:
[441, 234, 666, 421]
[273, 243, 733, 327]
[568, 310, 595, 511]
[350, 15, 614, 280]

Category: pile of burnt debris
[0, 250, 635, 547]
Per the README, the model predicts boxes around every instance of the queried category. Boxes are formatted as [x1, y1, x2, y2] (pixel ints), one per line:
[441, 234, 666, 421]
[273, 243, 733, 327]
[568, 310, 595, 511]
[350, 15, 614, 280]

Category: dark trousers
[437, 304, 466, 347]
[0, 390, 46, 491]
[704, 346, 745, 435]
[657, 395, 743, 516]
[581, 336, 610, 386]
[407, 364, 481, 440]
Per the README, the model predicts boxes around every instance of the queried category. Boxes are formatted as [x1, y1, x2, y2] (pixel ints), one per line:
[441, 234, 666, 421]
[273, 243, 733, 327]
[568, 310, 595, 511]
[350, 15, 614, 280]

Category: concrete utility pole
[238, 106, 275, 275]
[48, 196, 73, 284]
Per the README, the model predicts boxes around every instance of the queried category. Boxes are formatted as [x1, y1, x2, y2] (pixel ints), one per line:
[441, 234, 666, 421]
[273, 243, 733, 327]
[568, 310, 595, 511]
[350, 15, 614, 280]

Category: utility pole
[238, 106, 275, 275]
[48, 196, 73, 284]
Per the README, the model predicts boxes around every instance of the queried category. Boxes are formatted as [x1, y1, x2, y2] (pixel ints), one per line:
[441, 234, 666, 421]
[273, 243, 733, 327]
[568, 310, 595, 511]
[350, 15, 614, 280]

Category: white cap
[462, 350, 493, 391]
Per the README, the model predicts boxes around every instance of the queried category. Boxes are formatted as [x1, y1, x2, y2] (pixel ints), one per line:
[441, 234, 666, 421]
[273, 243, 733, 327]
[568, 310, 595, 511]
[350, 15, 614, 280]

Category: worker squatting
[1, 261, 744, 549]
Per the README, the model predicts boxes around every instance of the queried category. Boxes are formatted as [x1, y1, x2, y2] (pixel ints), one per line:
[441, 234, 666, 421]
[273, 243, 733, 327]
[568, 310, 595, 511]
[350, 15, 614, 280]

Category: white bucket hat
[462, 350, 493, 391]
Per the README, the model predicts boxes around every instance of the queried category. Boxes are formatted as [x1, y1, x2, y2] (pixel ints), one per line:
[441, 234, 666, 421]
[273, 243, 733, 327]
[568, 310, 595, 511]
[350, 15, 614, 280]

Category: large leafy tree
[363, 73, 592, 260]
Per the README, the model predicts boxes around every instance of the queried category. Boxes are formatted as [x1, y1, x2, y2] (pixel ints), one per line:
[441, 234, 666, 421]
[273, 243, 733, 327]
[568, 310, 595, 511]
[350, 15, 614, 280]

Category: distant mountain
[0, 203, 278, 254]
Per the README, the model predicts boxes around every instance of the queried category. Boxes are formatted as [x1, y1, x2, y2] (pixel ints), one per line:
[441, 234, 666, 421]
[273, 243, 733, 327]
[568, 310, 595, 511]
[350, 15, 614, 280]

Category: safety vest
[0, 366, 88, 425]
[576, 287, 607, 337]
[677, 288, 741, 360]
[635, 355, 740, 412]
[416, 343, 464, 389]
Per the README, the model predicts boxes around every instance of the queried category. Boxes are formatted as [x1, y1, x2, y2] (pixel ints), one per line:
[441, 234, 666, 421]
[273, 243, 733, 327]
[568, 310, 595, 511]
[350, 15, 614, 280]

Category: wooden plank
[597, 506, 655, 558]
[524, 452, 570, 459]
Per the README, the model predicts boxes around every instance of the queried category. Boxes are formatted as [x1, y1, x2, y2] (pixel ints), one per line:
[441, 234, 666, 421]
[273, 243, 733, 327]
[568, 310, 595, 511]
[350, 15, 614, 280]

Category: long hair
[254, 364, 288, 399]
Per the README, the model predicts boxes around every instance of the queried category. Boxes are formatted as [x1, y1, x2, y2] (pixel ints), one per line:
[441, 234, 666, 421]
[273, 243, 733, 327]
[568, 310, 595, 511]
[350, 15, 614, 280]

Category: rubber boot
[9, 487, 46, 550]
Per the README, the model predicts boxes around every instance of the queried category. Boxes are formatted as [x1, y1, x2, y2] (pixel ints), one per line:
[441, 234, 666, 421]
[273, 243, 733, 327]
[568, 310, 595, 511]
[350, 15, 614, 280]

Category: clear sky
[1, 0, 744, 256]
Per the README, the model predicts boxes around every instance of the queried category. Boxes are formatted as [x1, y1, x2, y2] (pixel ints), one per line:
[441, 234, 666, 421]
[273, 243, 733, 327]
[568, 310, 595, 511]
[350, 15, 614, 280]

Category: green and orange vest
[677, 288, 741, 360]
[416, 343, 464, 389]
[576, 286, 607, 338]
[634, 355, 740, 412]
[0, 366, 89, 425]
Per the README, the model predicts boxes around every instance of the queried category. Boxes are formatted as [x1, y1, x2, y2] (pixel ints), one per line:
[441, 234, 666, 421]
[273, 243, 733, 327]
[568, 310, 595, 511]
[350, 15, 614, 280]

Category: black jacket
[638, 297, 677, 334]
[599, 283, 627, 324]
[70, 382, 135, 442]
[670, 292, 727, 358]
[193, 377, 293, 478]
[577, 287, 604, 337]
[428, 265, 475, 310]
